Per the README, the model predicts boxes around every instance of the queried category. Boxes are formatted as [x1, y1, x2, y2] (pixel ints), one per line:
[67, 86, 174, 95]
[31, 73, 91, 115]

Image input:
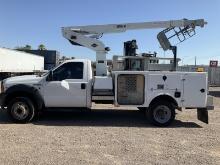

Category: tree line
[15, 44, 75, 61]
[15, 44, 46, 50]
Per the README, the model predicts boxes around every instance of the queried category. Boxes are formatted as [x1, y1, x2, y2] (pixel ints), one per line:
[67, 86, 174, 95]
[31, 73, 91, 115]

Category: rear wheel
[7, 97, 35, 123]
[147, 101, 175, 126]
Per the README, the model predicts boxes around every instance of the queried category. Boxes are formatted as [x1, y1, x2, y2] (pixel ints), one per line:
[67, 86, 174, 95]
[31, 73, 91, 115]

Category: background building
[21, 50, 60, 70]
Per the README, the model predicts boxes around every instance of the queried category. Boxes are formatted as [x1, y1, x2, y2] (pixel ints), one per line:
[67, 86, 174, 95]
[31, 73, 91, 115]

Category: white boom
[62, 19, 207, 76]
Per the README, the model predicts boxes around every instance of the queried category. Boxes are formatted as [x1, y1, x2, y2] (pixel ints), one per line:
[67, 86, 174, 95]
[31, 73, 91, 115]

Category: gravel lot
[0, 88, 219, 165]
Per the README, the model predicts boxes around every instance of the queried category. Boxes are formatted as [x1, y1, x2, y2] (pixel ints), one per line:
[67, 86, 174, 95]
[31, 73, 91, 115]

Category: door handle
[81, 83, 86, 89]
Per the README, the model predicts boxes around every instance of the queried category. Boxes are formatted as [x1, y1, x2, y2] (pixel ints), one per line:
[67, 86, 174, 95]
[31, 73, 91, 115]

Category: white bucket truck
[0, 19, 214, 126]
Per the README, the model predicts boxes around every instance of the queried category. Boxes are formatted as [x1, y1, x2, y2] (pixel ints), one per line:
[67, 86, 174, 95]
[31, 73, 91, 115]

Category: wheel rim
[11, 102, 29, 120]
[153, 105, 171, 124]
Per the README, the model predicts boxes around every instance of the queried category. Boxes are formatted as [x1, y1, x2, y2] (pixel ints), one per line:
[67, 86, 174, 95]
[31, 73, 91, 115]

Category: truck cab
[42, 59, 93, 108]
[0, 59, 93, 122]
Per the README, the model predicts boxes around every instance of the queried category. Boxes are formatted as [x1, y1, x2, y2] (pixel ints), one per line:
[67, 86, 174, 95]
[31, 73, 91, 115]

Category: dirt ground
[0, 88, 220, 165]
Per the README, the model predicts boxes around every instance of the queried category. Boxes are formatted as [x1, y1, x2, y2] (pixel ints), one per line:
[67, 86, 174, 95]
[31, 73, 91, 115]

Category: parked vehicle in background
[0, 47, 44, 80]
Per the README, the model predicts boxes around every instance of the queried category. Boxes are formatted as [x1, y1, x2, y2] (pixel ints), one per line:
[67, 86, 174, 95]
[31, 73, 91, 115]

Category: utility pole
[195, 56, 197, 66]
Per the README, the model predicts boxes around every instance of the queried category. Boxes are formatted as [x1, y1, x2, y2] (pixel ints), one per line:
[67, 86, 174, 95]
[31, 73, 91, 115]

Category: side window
[69, 62, 84, 79]
[52, 62, 83, 81]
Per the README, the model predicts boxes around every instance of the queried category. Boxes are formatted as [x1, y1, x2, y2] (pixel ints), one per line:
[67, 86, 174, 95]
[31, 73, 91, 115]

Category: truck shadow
[0, 109, 202, 128]
[38, 109, 203, 128]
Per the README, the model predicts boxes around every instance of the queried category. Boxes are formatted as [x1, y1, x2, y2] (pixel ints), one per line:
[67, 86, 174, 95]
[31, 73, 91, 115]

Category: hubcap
[153, 105, 171, 124]
[11, 102, 29, 120]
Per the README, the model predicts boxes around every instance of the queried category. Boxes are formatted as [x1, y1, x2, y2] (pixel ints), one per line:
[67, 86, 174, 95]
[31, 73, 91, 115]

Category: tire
[147, 101, 175, 127]
[7, 97, 36, 123]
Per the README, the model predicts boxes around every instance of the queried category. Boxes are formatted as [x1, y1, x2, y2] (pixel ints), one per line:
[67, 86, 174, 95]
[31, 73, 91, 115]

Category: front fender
[4, 84, 44, 110]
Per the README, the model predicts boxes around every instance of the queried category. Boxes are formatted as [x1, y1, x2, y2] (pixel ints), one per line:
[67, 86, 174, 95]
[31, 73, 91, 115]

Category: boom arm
[62, 19, 207, 76]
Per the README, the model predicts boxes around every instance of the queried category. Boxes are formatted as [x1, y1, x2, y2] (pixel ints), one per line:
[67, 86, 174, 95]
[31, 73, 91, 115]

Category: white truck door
[43, 62, 87, 107]
[182, 73, 207, 108]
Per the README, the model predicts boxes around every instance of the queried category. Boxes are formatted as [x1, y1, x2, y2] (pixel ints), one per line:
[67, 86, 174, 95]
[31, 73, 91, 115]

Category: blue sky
[0, 0, 219, 65]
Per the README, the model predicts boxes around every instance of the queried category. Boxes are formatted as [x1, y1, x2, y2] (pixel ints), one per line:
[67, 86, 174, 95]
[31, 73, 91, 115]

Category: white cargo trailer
[0, 47, 44, 73]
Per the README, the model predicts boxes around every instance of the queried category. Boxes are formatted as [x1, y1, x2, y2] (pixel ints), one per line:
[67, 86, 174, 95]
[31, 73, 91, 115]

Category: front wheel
[147, 101, 175, 126]
[7, 97, 36, 123]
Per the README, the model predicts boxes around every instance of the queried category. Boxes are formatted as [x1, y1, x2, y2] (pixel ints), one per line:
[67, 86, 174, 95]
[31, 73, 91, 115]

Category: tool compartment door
[147, 73, 182, 90]
[117, 74, 145, 105]
[182, 73, 207, 107]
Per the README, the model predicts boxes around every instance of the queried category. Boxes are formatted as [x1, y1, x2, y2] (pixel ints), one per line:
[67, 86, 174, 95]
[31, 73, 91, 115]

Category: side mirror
[46, 70, 53, 81]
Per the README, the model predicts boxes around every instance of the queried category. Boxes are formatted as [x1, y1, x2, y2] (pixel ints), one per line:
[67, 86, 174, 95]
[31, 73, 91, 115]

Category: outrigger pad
[197, 108, 208, 124]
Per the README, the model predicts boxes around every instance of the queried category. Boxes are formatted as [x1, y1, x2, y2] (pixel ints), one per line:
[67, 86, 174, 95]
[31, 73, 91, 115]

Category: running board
[92, 95, 114, 101]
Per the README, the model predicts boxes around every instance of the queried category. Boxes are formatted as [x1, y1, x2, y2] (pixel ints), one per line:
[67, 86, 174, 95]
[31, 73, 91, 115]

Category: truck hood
[4, 75, 43, 85]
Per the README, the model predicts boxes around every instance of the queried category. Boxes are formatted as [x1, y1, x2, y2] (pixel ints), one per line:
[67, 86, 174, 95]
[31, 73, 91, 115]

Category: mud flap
[197, 108, 208, 124]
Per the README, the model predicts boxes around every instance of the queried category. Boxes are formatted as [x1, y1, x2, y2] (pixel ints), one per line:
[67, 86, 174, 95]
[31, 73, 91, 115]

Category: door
[182, 73, 207, 107]
[43, 62, 87, 107]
